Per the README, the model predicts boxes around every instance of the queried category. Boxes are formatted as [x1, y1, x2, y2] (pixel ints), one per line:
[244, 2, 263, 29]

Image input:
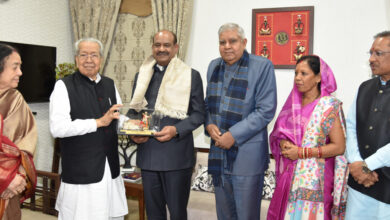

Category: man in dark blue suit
[205, 23, 277, 220]
[129, 30, 205, 220]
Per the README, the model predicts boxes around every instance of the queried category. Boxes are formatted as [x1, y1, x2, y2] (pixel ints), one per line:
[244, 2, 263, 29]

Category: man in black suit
[129, 30, 205, 220]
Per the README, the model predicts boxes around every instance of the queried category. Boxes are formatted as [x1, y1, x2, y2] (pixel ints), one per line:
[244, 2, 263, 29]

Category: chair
[22, 139, 61, 216]
[21, 170, 60, 216]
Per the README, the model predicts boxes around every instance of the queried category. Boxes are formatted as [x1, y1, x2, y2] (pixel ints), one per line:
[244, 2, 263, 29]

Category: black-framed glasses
[368, 50, 390, 57]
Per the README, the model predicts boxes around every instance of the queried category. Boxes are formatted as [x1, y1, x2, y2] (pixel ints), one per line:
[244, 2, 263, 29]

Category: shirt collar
[380, 77, 387, 86]
[155, 64, 165, 72]
[88, 73, 101, 83]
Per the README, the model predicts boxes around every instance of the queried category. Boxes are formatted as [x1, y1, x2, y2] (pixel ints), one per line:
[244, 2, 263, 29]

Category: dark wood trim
[52, 138, 61, 173]
[253, 6, 314, 13]
[124, 182, 145, 220]
[195, 147, 210, 153]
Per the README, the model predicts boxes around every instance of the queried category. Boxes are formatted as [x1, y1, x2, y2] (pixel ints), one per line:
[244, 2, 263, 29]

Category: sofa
[187, 148, 275, 220]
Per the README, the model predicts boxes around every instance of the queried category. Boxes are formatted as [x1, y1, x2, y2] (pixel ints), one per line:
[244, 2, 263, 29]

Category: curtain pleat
[69, 0, 121, 74]
[151, 0, 193, 60]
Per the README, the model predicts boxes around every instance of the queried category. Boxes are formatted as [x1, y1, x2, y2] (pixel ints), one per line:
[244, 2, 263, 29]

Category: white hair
[218, 23, 246, 39]
[74, 37, 104, 56]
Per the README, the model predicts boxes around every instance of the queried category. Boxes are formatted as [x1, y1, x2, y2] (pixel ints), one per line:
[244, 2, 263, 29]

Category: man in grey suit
[129, 30, 205, 220]
[205, 23, 277, 220]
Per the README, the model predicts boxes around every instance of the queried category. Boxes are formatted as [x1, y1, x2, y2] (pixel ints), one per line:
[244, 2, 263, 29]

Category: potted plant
[55, 62, 77, 80]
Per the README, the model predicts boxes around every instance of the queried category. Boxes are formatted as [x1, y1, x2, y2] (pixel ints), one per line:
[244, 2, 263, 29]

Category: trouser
[141, 167, 193, 220]
[214, 173, 264, 220]
[345, 187, 390, 220]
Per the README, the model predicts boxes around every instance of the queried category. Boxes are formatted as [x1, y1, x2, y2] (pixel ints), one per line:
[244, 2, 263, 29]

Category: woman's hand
[281, 142, 299, 160]
[0, 174, 26, 200]
[280, 139, 293, 151]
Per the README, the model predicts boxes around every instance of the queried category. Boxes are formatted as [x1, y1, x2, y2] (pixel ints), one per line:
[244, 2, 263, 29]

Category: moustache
[157, 52, 169, 56]
[83, 64, 96, 68]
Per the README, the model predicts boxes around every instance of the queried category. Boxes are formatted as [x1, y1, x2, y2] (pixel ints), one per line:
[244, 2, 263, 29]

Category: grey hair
[218, 23, 246, 40]
[74, 37, 104, 56]
[374, 31, 390, 39]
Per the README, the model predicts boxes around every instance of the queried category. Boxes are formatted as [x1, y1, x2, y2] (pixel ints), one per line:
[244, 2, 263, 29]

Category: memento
[118, 109, 162, 136]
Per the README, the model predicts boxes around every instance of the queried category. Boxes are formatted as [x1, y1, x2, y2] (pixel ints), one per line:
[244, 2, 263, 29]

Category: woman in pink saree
[267, 55, 348, 220]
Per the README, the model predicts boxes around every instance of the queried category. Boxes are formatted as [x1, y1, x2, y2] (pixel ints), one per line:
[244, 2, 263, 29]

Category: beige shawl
[129, 55, 191, 119]
[0, 89, 37, 155]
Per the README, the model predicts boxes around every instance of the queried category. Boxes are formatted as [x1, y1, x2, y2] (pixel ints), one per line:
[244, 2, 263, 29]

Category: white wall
[0, 0, 74, 171]
[186, 0, 390, 148]
[0, 0, 74, 63]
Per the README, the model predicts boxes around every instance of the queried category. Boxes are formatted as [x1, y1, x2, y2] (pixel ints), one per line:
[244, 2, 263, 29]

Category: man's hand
[0, 174, 26, 200]
[362, 171, 379, 188]
[349, 161, 379, 187]
[215, 131, 235, 150]
[206, 124, 222, 142]
[130, 136, 149, 144]
[154, 126, 177, 142]
[96, 104, 122, 128]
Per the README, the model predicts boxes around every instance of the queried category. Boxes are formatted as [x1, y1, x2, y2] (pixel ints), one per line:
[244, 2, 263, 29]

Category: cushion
[191, 164, 214, 192]
[190, 164, 276, 200]
[262, 170, 276, 200]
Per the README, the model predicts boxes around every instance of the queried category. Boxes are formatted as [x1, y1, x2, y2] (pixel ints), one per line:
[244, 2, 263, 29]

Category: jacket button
[365, 145, 370, 149]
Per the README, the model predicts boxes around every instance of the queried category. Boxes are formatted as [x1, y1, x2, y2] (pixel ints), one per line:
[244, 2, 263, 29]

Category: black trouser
[141, 167, 193, 220]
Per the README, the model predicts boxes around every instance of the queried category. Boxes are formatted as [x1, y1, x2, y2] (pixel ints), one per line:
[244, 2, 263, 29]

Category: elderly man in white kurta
[49, 38, 128, 220]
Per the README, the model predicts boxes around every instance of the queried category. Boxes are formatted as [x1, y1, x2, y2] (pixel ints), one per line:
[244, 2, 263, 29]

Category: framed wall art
[252, 6, 314, 69]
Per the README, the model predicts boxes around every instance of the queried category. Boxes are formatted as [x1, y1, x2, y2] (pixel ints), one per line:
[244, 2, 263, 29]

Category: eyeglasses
[368, 51, 390, 58]
[78, 53, 100, 60]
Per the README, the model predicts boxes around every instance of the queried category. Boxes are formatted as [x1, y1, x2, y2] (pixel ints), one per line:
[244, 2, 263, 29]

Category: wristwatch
[175, 128, 179, 137]
[362, 161, 372, 174]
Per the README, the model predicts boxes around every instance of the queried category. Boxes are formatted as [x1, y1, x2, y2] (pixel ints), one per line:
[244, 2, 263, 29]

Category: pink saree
[267, 57, 348, 220]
